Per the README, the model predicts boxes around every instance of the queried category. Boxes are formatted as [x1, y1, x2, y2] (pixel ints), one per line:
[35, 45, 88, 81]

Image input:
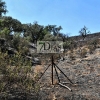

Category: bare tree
[79, 26, 90, 40]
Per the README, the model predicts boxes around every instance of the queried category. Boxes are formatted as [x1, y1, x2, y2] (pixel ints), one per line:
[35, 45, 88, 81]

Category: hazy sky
[5, 0, 100, 36]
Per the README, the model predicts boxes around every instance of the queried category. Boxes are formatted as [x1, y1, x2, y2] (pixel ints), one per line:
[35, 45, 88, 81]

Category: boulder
[25, 56, 41, 66]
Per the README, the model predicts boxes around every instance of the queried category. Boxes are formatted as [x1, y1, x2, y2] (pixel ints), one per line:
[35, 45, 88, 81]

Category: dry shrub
[87, 38, 100, 54]
[69, 52, 76, 60]
[88, 45, 95, 54]
[80, 48, 87, 58]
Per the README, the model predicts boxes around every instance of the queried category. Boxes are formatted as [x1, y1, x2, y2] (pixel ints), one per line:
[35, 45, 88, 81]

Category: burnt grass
[1, 52, 100, 100]
[1, 47, 100, 100]
[37, 49, 100, 100]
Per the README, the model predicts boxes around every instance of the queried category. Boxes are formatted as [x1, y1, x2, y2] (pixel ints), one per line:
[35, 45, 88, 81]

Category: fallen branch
[59, 83, 72, 91]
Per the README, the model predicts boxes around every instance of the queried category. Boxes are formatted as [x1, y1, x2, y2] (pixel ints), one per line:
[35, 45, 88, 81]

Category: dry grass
[33, 65, 44, 74]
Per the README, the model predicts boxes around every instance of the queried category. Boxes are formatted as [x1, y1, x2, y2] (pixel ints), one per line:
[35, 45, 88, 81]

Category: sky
[5, 0, 100, 36]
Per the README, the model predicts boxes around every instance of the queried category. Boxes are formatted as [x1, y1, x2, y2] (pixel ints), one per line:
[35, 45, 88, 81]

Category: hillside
[30, 32, 100, 100]
[36, 48, 100, 100]
[0, 32, 100, 100]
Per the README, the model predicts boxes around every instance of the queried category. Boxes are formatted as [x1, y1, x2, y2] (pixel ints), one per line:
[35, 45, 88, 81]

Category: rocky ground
[35, 48, 100, 100]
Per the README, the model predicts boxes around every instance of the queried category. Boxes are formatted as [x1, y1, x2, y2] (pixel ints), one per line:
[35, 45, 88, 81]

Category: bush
[88, 45, 95, 54]
[68, 51, 75, 60]
[0, 52, 40, 99]
[87, 39, 99, 54]
[80, 48, 87, 58]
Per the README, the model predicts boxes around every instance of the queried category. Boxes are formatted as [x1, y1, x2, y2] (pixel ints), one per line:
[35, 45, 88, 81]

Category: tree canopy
[0, 0, 8, 17]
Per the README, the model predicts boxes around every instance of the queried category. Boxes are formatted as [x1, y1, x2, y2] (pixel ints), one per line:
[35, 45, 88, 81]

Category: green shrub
[0, 52, 40, 99]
